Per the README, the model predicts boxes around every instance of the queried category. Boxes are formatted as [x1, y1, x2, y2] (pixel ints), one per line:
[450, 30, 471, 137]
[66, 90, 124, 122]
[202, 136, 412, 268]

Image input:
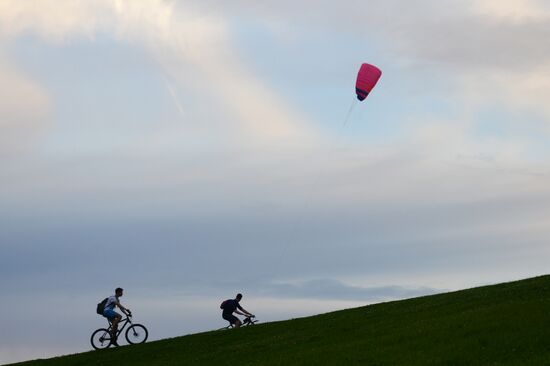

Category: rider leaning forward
[221, 293, 254, 328]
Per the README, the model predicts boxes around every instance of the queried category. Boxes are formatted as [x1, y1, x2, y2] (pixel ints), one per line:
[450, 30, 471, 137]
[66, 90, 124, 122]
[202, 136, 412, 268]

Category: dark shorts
[103, 309, 119, 320]
[222, 313, 239, 325]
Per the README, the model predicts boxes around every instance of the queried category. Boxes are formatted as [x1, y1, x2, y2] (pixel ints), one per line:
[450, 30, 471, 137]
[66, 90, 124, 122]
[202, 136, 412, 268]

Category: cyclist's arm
[237, 306, 253, 317]
[235, 304, 252, 316]
[115, 301, 130, 315]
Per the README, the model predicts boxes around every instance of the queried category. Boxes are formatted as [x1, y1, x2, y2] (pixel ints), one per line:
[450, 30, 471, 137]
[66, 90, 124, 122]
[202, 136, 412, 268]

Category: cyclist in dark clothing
[221, 293, 253, 328]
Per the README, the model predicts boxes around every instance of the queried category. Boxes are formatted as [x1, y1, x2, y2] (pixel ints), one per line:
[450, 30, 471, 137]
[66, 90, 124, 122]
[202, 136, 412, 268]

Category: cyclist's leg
[104, 310, 121, 340]
[229, 314, 242, 328]
[223, 313, 241, 328]
[111, 313, 122, 338]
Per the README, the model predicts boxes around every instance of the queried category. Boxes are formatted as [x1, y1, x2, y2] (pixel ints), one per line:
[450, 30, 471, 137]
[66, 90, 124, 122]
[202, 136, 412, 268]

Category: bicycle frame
[91, 312, 148, 350]
[107, 316, 133, 337]
[222, 315, 258, 329]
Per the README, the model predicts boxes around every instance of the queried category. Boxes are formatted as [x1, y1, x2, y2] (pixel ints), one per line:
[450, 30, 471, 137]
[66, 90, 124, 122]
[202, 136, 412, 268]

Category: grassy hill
[11, 275, 550, 365]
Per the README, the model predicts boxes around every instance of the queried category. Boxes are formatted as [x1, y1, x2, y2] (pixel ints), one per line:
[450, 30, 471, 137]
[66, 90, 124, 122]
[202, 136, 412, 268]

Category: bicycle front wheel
[125, 324, 148, 344]
[91, 328, 112, 350]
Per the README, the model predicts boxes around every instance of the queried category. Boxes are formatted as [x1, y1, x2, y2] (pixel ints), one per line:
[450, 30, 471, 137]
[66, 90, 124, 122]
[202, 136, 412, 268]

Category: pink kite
[355, 63, 382, 101]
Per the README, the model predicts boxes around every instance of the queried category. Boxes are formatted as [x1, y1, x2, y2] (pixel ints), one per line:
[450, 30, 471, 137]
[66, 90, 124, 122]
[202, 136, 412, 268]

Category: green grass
[11, 275, 550, 365]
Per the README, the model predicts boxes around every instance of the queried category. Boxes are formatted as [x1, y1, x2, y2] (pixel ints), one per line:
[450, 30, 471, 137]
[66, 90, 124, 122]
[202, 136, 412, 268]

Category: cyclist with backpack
[98, 287, 131, 346]
[220, 293, 254, 328]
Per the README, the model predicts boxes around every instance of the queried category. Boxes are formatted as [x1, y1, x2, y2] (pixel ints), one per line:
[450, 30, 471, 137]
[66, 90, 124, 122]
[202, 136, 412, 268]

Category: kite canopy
[355, 63, 382, 101]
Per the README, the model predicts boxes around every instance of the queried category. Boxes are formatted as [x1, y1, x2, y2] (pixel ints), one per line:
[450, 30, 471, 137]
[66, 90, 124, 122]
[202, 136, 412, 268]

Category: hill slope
[12, 275, 550, 365]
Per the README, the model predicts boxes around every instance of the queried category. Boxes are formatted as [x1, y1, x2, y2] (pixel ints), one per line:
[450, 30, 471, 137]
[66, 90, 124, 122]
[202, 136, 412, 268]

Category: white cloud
[460, 64, 550, 120]
[0, 58, 51, 154]
[188, 0, 550, 68]
[470, 0, 550, 21]
[2, 0, 549, 150]
[113, 1, 315, 144]
[0, 0, 315, 149]
[180, 0, 550, 135]
[0, 0, 111, 42]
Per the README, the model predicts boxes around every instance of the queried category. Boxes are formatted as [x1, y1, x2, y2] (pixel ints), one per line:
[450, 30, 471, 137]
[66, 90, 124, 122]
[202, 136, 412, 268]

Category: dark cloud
[250, 278, 440, 302]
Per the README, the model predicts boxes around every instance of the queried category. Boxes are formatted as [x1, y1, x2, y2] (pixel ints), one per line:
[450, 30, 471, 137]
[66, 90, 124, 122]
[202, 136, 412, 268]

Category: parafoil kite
[355, 63, 382, 101]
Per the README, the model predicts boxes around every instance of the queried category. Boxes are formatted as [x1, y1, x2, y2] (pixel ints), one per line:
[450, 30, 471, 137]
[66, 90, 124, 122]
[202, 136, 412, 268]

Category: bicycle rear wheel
[91, 328, 112, 350]
[125, 324, 148, 344]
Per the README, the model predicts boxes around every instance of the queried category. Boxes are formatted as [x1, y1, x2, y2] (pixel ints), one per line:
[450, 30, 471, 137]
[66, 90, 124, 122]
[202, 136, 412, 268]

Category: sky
[1, 0, 550, 363]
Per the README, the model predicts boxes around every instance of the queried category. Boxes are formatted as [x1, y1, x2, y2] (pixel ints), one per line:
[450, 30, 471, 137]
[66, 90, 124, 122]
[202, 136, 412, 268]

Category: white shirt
[105, 295, 118, 311]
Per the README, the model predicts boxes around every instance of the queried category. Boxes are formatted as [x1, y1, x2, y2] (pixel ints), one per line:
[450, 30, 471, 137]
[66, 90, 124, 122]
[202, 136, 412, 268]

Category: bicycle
[90, 311, 148, 349]
[219, 315, 258, 330]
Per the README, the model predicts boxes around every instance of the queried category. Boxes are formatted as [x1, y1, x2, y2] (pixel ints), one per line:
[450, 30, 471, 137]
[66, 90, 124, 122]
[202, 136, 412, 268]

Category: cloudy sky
[2, 0, 550, 363]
